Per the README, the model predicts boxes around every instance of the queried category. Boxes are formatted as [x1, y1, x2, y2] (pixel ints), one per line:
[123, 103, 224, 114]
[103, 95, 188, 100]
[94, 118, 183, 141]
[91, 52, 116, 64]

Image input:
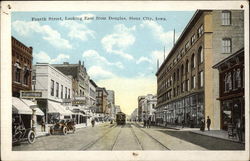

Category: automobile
[12, 115, 36, 144]
[50, 119, 76, 135]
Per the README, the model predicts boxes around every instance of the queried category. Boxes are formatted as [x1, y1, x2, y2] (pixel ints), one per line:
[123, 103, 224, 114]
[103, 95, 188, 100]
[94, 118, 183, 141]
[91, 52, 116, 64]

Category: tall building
[138, 96, 145, 121]
[12, 36, 33, 97]
[52, 61, 90, 106]
[89, 79, 97, 107]
[155, 10, 244, 129]
[96, 87, 108, 113]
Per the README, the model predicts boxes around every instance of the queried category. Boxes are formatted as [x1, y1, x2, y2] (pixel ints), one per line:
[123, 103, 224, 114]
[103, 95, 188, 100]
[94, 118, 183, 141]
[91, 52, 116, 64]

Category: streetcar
[116, 112, 126, 125]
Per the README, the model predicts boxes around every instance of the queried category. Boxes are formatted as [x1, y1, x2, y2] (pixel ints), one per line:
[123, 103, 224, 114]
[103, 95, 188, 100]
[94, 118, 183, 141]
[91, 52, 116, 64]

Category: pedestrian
[181, 119, 185, 128]
[200, 118, 205, 132]
[147, 116, 151, 128]
[41, 117, 45, 132]
[236, 118, 243, 142]
[207, 116, 211, 131]
[91, 118, 95, 127]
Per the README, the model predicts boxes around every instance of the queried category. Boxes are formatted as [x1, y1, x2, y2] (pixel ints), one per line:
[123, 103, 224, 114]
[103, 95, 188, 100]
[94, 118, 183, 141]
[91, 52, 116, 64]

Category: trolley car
[116, 112, 126, 125]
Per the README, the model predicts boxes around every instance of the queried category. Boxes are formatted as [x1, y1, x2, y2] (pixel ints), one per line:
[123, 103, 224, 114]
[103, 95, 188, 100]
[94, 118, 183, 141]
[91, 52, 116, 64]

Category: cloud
[136, 56, 152, 64]
[12, 20, 72, 49]
[59, 20, 95, 41]
[101, 24, 136, 60]
[97, 76, 156, 115]
[87, 66, 115, 80]
[82, 50, 124, 69]
[140, 21, 180, 45]
[34, 51, 70, 64]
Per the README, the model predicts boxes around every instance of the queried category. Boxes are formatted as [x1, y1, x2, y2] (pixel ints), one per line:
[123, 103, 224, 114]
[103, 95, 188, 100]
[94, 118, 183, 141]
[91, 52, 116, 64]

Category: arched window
[191, 54, 195, 69]
[181, 64, 184, 76]
[198, 47, 203, 64]
[173, 72, 176, 82]
[177, 68, 179, 81]
[185, 60, 189, 73]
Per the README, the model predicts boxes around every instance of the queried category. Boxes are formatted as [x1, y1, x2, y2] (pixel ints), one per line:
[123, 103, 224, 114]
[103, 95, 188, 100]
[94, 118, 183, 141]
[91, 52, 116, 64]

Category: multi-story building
[139, 94, 157, 121]
[33, 63, 73, 123]
[12, 36, 33, 97]
[156, 10, 244, 129]
[213, 48, 244, 131]
[130, 108, 138, 121]
[89, 79, 97, 107]
[107, 90, 115, 105]
[96, 87, 108, 113]
[52, 61, 90, 106]
[138, 96, 145, 121]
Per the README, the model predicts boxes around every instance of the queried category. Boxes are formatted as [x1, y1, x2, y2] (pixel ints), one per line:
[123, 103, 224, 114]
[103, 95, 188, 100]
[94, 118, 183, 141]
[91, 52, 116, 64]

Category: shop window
[222, 38, 231, 53]
[222, 11, 231, 25]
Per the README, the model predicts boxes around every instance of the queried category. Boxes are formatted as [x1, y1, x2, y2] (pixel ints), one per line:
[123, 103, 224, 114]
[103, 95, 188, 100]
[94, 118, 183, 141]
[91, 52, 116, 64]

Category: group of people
[143, 116, 151, 128]
[200, 116, 211, 132]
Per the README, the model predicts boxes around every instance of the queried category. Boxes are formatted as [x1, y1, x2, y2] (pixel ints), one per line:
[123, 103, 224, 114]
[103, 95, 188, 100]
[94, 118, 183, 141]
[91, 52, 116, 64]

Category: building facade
[138, 96, 145, 121]
[130, 108, 138, 121]
[213, 48, 244, 131]
[96, 87, 108, 113]
[89, 79, 97, 107]
[156, 10, 244, 129]
[33, 63, 73, 123]
[52, 61, 90, 106]
[12, 37, 33, 97]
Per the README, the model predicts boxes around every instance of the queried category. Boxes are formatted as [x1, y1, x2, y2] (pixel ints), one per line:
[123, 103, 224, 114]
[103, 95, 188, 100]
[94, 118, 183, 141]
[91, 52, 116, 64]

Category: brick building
[155, 10, 244, 129]
[96, 87, 108, 113]
[12, 36, 33, 97]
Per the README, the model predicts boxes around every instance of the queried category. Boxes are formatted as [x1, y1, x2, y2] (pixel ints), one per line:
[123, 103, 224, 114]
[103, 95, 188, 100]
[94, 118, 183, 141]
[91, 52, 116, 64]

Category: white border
[1, 1, 249, 161]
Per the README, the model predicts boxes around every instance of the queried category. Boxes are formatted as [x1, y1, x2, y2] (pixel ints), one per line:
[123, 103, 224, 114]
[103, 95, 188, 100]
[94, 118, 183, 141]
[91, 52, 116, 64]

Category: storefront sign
[20, 91, 42, 98]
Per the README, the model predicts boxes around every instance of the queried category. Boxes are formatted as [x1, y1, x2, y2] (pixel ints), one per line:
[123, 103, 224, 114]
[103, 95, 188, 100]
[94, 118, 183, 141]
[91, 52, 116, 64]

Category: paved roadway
[12, 122, 244, 151]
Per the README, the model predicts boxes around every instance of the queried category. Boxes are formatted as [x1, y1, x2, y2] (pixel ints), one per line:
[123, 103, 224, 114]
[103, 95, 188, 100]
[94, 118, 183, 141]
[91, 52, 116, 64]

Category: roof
[89, 79, 98, 88]
[213, 48, 244, 69]
[156, 10, 211, 76]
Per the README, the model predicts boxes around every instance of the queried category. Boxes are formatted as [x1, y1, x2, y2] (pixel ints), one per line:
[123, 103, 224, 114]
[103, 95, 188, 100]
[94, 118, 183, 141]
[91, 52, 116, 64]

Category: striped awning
[12, 97, 32, 115]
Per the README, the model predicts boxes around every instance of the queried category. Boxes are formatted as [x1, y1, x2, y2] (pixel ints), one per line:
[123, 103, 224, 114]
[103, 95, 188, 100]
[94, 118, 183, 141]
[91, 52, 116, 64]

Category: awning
[47, 101, 73, 116]
[12, 97, 32, 115]
[21, 99, 44, 116]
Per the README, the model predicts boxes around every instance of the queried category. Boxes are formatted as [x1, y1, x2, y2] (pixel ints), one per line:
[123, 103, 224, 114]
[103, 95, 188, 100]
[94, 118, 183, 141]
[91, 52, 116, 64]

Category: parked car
[50, 119, 76, 135]
[12, 115, 36, 144]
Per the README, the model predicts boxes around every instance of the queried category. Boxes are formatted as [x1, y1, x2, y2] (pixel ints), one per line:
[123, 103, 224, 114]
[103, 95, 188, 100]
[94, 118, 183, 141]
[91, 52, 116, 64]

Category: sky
[12, 11, 195, 115]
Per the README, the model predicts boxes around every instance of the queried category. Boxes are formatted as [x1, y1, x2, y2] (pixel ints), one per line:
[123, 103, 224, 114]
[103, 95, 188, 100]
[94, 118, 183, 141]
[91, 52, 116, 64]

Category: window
[185, 41, 190, 51]
[222, 11, 231, 25]
[68, 88, 70, 99]
[186, 79, 190, 91]
[191, 75, 196, 89]
[61, 85, 63, 99]
[65, 87, 67, 99]
[191, 54, 195, 69]
[185, 60, 189, 73]
[191, 34, 196, 45]
[181, 81, 185, 92]
[56, 82, 59, 97]
[23, 70, 29, 85]
[198, 47, 204, 64]
[177, 69, 179, 81]
[173, 72, 176, 82]
[180, 48, 185, 56]
[199, 71, 204, 87]
[15, 63, 21, 83]
[197, 25, 204, 38]
[181, 64, 184, 76]
[50, 80, 54, 96]
[222, 38, 231, 53]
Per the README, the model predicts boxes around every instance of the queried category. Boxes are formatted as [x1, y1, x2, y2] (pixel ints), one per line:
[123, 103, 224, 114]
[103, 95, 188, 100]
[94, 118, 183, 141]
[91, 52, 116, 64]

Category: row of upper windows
[50, 79, 71, 99]
[13, 52, 31, 66]
[158, 71, 203, 104]
[12, 39, 32, 53]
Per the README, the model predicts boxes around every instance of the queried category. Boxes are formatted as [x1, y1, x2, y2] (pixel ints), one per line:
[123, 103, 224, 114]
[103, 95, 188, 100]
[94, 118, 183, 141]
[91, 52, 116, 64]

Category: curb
[190, 131, 244, 144]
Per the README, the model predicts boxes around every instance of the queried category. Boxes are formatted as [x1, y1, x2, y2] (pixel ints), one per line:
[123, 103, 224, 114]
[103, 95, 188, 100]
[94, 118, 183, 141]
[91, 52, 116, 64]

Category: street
[12, 122, 244, 151]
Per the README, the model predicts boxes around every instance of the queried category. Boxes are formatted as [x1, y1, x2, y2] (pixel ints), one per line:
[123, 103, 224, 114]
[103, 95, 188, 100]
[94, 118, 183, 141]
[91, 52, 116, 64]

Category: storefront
[213, 48, 244, 131]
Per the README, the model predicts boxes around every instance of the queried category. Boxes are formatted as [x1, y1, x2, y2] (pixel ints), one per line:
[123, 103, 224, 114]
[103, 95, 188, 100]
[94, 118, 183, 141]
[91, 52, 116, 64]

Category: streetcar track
[133, 123, 170, 150]
[79, 124, 118, 150]
[111, 126, 123, 150]
[130, 124, 144, 150]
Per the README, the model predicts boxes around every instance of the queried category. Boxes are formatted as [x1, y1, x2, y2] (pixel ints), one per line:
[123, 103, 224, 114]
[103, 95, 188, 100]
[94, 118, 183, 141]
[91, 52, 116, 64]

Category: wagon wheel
[27, 130, 36, 144]
[62, 127, 67, 135]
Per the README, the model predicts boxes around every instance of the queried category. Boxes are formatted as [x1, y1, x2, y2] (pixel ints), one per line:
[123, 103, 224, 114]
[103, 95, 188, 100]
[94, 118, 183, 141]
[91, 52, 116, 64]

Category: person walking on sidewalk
[236, 118, 243, 142]
[91, 118, 95, 127]
[207, 116, 211, 131]
[41, 117, 45, 132]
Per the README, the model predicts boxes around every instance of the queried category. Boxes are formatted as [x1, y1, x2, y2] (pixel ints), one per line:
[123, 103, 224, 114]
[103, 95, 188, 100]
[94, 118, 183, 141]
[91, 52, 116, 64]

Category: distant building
[96, 87, 108, 113]
[52, 61, 90, 106]
[89, 79, 97, 107]
[155, 10, 244, 129]
[107, 90, 115, 118]
[130, 108, 138, 121]
[138, 94, 157, 122]
[213, 48, 244, 131]
[115, 105, 121, 114]
[12, 36, 33, 97]
[138, 96, 145, 121]
[107, 90, 115, 105]
[32, 63, 73, 123]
